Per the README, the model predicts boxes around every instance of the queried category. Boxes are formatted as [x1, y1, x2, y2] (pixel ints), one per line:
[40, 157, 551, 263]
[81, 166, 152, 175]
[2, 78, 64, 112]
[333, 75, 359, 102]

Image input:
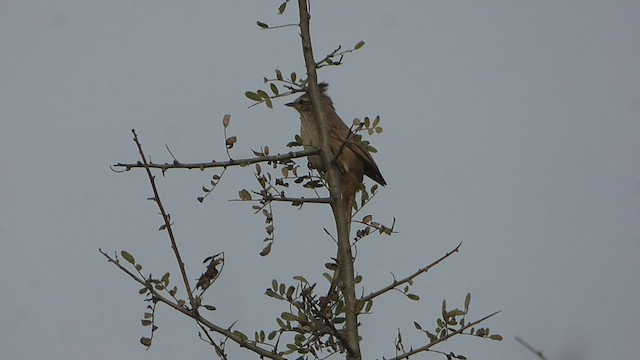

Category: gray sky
[2, 1, 639, 359]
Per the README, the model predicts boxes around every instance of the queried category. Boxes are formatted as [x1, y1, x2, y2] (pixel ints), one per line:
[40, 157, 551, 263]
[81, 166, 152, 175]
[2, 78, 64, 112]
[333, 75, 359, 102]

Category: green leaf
[141, 319, 152, 326]
[413, 321, 422, 330]
[354, 40, 365, 50]
[245, 91, 262, 102]
[257, 89, 269, 99]
[489, 334, 503, 341]
[278, 2, 287, 14]
[265, 289, 283, 300]
[464, 293, 471, 311]
[140, 337, 152, 347]
[238, 189, 252, 201]
[270, 83, 279, 96]
[290, 72, 297, 83]
[280, 312, 297, 321]
[365, 300, 373, 312]
[256, 21, 269, 28]
[233, 330, 248, 341]
[203, 305, 216, 311]
[293, 275, 308, 284]
[426, 330, 437, 342]
[121, 251, 135, 264]
[407, 293, 420, 301]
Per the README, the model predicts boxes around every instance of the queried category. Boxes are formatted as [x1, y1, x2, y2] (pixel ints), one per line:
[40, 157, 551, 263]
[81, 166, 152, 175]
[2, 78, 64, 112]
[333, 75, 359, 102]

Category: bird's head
[285, 83, 332, 114]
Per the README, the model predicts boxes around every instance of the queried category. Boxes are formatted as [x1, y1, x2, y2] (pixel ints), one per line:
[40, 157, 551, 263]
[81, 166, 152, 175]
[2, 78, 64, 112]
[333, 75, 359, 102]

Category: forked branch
[129, 129, 196, 309]
[99, 250, 286, 360]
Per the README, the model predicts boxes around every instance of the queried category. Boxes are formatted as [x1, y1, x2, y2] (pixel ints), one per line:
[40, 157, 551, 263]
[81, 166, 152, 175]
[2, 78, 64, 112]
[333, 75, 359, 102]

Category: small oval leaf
[245, 91, 262, 102]
[238, 189, 252, 201]
[223, 114, 231, 128]
[121, 251, 135, 264]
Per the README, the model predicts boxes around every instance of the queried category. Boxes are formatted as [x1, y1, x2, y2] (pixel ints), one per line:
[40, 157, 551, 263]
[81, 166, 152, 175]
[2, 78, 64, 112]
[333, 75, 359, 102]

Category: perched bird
[285, 83, 386, 215]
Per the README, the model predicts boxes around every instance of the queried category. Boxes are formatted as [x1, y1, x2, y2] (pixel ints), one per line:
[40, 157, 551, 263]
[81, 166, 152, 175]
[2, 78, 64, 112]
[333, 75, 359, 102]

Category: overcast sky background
[2, 1, 639, 359]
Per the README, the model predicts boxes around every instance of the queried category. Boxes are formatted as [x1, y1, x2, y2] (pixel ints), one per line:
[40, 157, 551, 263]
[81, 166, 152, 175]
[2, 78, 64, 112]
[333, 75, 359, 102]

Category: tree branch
[112, 148, 319, 172]
[361, 242, 462, 303]
[386, 311, 501, 360]
[130, 129, 197, 310]
[99, 249, 287, 360]
[296, 1, 361, 359]
[247, 196, 332, 204]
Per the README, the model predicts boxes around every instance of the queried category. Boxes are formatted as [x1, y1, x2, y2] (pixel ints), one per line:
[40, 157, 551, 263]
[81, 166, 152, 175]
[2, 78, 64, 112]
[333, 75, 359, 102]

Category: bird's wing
[329, 132, 387, 186]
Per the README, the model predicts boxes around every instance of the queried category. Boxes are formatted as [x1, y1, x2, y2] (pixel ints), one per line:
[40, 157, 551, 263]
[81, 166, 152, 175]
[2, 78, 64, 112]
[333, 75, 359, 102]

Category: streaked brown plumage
[285, 83, 386, 215]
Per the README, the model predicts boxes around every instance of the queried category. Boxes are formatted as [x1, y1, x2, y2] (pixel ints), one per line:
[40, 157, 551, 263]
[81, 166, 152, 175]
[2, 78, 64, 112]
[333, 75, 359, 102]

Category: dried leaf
[222, 114, 231, 128]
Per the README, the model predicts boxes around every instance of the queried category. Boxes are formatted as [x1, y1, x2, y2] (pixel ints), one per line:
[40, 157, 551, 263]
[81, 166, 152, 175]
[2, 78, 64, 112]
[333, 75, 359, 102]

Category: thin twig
[261, 23, 298, 30]
[197, 322, 228, 360]
[516, 336, 549, 360]
[361, 242, 462, 303]
[230, 196, 331, 204]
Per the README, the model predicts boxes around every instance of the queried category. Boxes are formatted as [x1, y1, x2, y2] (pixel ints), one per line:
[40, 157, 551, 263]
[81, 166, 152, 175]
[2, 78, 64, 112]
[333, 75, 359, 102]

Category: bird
[285, 83, 386, 216]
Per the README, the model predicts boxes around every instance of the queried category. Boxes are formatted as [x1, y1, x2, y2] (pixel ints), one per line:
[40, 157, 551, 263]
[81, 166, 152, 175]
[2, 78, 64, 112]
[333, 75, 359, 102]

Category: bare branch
[231, 196, 331, 205]
[130, 129, 197, 309]
[361, 242, 462, 303]
[113, 148, 319, 172]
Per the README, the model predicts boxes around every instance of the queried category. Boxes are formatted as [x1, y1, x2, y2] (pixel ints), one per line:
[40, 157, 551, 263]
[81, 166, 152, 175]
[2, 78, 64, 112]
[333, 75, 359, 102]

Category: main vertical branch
[296, 1, 361, 359]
